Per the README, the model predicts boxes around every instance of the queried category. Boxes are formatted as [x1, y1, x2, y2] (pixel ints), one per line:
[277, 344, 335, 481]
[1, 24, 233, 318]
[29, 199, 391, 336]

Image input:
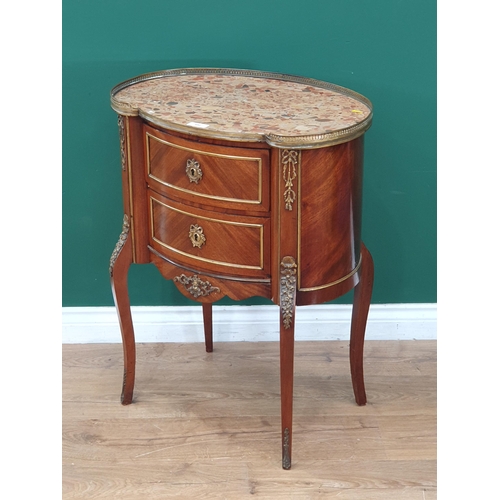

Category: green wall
[63, 0, 436, 307]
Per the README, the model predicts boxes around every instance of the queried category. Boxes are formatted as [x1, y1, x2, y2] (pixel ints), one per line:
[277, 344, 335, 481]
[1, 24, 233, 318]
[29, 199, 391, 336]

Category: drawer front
[145, 126, 270, 212]
[149, 192, 270, 278]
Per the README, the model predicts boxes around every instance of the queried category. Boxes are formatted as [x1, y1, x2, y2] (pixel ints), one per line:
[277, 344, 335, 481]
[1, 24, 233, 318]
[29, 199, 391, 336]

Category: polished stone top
[111, 69, 372, 148]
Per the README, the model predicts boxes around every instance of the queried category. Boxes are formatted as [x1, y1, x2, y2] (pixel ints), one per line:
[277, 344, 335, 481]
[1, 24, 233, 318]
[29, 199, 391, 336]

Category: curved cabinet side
[297, 136, 364, 305]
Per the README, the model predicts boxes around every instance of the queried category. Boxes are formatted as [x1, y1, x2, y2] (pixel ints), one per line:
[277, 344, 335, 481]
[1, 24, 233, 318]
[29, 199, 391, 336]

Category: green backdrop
[62, 0, 436, 307]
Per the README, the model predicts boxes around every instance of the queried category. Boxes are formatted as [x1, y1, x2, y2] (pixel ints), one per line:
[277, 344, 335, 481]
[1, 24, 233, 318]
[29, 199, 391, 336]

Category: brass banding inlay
[149, 196, 265, 270]
[298, 256, 362, 292]
[146, 132, 263, 204]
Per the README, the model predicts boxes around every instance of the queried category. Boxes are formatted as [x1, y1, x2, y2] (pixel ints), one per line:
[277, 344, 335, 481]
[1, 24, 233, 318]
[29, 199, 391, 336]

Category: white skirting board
[62, 303, 436, 344]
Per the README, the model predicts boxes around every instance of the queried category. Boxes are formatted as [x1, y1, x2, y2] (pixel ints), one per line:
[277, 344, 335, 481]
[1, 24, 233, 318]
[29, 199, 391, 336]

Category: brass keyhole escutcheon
[189, 224, 206, 248]
[186, 159, 203, 184]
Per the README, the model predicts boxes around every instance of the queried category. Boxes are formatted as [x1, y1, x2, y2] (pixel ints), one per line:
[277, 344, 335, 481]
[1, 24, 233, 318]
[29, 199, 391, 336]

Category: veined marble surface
[113, 72, 371, 140]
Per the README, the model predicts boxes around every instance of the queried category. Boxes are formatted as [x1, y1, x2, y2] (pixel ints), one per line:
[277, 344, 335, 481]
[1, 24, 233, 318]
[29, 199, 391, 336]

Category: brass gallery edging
[298, 256, 363, 292]
[146, 132, 263, 205]
[149, 196, 265, 270]
[111, 68, 373, 149]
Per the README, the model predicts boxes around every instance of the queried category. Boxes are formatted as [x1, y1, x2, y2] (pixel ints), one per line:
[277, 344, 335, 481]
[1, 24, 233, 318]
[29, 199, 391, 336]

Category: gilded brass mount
[282, 150, 299, 211]
[186, 158, 203, 183]
[109, 214, 130, 276]
[282, 427, 291, 469]
[173, 274, 220, 298]
[189, 224, 206, 248]
[280, 256, 297, 329]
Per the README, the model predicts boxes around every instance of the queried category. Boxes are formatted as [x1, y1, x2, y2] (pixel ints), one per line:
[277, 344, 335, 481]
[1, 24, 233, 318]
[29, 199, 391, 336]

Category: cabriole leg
[349, 243, 374, 406]
[109, 215, 136, 405]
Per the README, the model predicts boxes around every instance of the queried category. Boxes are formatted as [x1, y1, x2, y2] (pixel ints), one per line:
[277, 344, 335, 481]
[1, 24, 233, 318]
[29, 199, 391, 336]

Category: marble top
[111, 69, 372, 148]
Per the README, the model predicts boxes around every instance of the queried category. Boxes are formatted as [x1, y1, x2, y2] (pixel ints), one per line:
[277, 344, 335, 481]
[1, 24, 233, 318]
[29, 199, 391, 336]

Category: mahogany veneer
[109, 68, 374, 469]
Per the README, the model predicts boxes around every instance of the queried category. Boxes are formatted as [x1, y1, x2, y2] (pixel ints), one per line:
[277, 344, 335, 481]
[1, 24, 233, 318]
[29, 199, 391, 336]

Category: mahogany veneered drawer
[145, 126, 270, 213]
[148, 192, 270, 278]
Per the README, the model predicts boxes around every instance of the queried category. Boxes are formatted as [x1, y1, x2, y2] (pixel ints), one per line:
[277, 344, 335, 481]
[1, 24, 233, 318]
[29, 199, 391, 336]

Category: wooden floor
[62, 340, 436, 499]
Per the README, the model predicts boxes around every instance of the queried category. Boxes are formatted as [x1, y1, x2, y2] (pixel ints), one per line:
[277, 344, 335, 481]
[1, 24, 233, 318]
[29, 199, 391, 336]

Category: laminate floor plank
[63, 340, 436, 499]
